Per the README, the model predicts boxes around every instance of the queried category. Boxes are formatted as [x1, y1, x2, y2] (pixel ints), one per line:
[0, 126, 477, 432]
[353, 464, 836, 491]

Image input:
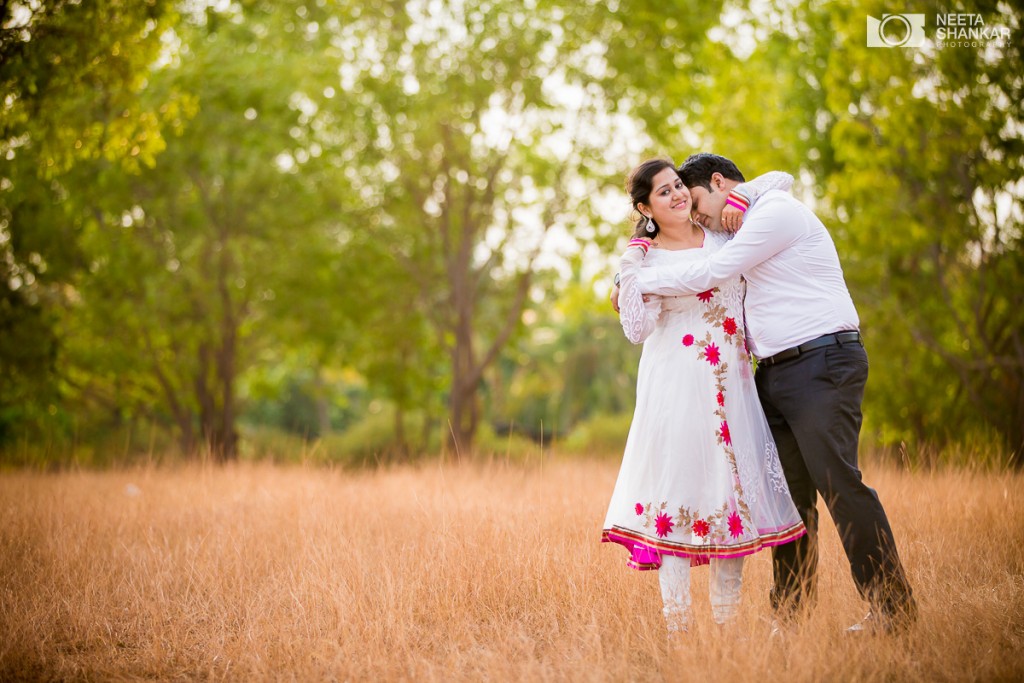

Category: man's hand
[610, 283, 651, 314]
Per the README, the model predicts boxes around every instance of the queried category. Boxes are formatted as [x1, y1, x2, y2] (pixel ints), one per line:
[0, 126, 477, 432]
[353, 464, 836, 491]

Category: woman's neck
[652, 221, 705, 251]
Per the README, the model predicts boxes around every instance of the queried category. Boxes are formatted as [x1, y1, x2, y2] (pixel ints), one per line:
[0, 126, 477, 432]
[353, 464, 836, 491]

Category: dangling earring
[645, 216, 656, 233]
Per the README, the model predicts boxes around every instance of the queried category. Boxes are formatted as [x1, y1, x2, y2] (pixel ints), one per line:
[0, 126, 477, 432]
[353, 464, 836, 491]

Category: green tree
[494, 262, 641, 441]
[0, 0, 177, 445]
[316, 0, 646, 454]
[823, 1, 1023, 453]
[57, 2, 350, 459]
[628, 0, 1023, 455]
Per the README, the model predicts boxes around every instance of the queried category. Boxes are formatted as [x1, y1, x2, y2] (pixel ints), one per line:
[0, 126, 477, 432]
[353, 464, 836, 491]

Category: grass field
[1, 457, 1022, 681]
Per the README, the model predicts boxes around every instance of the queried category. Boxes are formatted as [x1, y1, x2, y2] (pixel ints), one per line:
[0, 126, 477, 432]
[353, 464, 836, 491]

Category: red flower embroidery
[697, 290, 715, 303]
[720, 420, 732, 445]
[655, 513, 674, 538]
[723, 317, 738, 335]
[728, 512, 744, 539]
[682, 334, 694, 346]
[692, 519, 710, 538]
[717, 391, 725, 407]
[704, 343, 721, 366]
[635, 503, 644, 516]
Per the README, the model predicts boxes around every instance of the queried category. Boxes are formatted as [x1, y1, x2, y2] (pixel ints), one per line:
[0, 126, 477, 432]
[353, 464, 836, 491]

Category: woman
[601, 158, 805, 634]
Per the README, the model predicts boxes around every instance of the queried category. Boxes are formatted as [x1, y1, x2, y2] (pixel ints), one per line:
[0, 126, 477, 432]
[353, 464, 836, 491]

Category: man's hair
[677, 153, 745, 192]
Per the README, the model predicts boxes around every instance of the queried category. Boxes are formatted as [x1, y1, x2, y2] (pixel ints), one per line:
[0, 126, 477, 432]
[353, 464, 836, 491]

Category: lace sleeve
[733, 171, 794, 207]
[618, 247, 662, 344]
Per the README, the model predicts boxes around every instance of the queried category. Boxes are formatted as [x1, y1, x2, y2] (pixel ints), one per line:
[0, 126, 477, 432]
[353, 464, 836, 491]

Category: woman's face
[638, 167, 692, 228]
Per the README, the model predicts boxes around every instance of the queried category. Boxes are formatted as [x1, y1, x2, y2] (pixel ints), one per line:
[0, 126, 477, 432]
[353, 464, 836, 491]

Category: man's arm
[637, 193, 801, 295]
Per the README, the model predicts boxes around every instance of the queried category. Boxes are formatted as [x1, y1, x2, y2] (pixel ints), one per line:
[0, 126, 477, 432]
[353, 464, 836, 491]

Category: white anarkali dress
[602, 175, 805, 570]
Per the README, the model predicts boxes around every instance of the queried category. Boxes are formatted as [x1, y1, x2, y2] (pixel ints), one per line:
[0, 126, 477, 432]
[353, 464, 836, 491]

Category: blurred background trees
[1, 0, 1020, 466]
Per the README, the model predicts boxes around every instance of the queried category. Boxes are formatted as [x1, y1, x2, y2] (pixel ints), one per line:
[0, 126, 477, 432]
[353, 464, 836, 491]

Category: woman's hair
[626, 157, 677, 239]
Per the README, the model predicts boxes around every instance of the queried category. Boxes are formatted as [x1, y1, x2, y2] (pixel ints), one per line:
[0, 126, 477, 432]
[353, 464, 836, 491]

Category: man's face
[688, 182, 728, 231]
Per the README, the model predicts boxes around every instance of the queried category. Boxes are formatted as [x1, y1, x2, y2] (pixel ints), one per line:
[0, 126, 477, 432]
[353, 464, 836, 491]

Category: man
[612, 153, 916, 633]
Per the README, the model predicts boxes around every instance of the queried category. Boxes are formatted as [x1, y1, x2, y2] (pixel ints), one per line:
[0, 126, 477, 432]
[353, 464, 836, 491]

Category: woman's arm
[618, 239, 662, 344]
[735, 171, 794, 204]
[720, 171, 795, 233]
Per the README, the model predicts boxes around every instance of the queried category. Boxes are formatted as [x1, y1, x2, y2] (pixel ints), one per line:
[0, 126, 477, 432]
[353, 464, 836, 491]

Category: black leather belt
[758, 331, 862, 367]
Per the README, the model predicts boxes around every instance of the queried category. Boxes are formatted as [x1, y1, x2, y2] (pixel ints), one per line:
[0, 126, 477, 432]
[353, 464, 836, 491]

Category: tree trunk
[394, 405, 407, 461]
[432, 136, 565, 458]
[176, 417, 196, 456]
[420, 411, 434, 454]
[447, 342, 478, 458]
[204, 210, 241, 464]
[445, 204, 477, 457]
[214, 296, 238, 462]
[194, 338, 238, 462]
[313, 370, 330, 437]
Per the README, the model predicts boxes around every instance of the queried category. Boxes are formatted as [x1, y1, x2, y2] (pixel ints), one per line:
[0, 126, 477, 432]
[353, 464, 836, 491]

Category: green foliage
[245, 404, 439, 467]
[0, 286, 58, 443]
[491, 266, 641, 439]
[320, 0, 650, 451]
[0, 0, 178, 445]
[49, 2, 361, 458]
[472, 421, 549, 462]
[2, 0, 1020, 467]
[240, 364, 367, 438]
[633, 0, 1024, 456]
[238, 424, 313, 464]
[814, 0, 1023, 452]
[560, 411, 633, 457]
[0, 0, 176, 172]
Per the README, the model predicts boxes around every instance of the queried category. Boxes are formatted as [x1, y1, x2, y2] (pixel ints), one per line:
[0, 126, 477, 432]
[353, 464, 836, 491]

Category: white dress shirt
[636, 190, 859, 359]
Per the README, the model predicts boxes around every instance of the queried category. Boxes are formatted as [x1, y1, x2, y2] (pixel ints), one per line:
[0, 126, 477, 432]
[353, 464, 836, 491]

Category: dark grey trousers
[754, 341, 915, 619]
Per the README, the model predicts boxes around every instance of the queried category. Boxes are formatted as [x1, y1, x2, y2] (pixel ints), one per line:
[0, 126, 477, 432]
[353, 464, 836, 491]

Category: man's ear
[710, 172, 725, 191]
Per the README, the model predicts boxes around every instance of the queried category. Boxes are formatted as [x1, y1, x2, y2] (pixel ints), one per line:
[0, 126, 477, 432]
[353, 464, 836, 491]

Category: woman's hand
[721, 190, 750, 233]
[628, 237, 653, 253]
[721, 204, 745, 233]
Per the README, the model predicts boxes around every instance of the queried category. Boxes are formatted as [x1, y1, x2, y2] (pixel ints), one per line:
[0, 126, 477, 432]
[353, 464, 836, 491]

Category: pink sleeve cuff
[725, 191, 750, 212]
[628, 238, 651, 255]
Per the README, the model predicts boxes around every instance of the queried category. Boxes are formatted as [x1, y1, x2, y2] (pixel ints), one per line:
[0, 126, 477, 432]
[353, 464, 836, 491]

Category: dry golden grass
[1, 457, 1022, 682]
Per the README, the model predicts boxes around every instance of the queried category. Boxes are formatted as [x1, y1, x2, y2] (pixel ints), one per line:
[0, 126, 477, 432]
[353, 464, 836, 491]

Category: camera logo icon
[867, 14, 926, 47]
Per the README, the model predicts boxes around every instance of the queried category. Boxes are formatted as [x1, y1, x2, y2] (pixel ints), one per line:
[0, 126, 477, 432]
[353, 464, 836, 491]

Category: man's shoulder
[749, 189, 815, 220]
[755, 189, 802, 208]
[741, 190, 826, 242]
